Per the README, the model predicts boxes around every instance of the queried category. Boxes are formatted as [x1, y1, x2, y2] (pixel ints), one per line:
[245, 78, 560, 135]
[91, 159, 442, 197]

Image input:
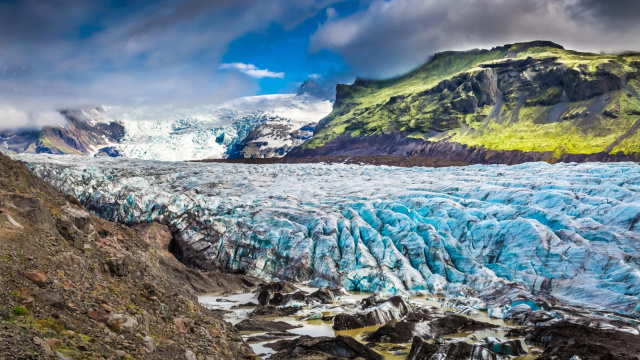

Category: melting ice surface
[16, 155, 640, 316]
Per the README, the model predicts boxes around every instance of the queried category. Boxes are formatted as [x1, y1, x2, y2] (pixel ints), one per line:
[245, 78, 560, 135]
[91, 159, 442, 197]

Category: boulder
[106, 256, 130, 277]
[7, 195, 56, 231]
[33, 337, 54, 357]
[257, 281, 297, 294]
[249, 306, 298, 319]
[269, 291, 307, 306]
[36, 290, 65, 309]
[23, 271, 47, 287]
[173, 317, 193, 333]
[143, 336, 156, 353]
[366, 313, 497, 343]
[270, 335, 383, 360]
[483, 338, 527, 356]
[55, 218, 84, 250]
[235, 319, 301, 332]
[57, 252, 86, 268]
[333, 296, 411, 330]
[185, 350, 197, 360]
[131, 222, 172, 251]
[526, 322, 640, 360]
[120, 315, 138, 333]
[106, 314, 138, 333]
[45, 338, 63, 350]
[308, 288, 335, 304]
[62, 205, 92, 232]
[407, 337, 507, 360]
[0, 213, 22, 229]
[257, 289, 270, 306]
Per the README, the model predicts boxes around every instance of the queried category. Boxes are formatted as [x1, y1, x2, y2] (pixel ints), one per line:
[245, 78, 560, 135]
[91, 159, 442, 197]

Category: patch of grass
[11, 306, 28, 317]
[36, 316, 66, 336]
[444, 96, 640, 155]
[57, 346, 85, 360]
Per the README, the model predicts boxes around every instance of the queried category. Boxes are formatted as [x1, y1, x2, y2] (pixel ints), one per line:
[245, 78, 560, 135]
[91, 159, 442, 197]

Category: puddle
[200, 288, 539, 359]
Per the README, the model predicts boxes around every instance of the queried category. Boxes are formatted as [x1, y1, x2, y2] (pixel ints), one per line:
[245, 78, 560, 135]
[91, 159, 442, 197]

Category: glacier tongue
[15, 155, 640, 315]
[103, 94, 333, 161]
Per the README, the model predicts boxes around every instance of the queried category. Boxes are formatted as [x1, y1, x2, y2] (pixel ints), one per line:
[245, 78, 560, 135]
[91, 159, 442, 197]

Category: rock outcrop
[333, 296, 411, 330]
[407, 337, 508, 360]
[269, 335, 384, 360]
[294, 41, 640, 164]
[365, 313, 497, 343]
[526, 322, 640, 360]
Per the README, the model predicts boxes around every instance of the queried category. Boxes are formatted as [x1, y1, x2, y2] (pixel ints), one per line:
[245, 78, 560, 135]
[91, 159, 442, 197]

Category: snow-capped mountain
[0, 93, 332, 161]
[110, 93, 332, 161]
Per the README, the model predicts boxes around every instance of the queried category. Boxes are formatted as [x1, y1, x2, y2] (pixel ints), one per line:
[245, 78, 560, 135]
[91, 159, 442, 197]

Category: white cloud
[310, 0, 640, 79]
[219, 62, 285, 79]
[0, 0, 338, 130]
[308, 73, 322, 79]
[0, 105, 66, 130]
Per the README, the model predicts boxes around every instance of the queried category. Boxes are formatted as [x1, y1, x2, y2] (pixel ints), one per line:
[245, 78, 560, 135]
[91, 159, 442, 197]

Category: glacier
[15, 155, 640, 316]
[93, 94, 332, 161]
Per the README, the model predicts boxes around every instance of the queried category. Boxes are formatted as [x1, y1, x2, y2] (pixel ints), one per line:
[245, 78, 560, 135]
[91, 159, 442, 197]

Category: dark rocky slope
[0, 152, 258, 359]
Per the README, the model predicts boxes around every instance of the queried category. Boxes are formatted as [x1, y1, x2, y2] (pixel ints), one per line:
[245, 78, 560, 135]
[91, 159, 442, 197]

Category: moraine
[13, 154, 640, 318]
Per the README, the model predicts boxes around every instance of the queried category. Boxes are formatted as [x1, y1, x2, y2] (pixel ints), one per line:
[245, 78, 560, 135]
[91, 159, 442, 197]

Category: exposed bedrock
[268, 335, 384, 360]
[407, 337, 511, 360]
[365, 311, 498, 343]
[333, 296, 411, 330]
[289, 133, 640, 165]
[526, 322, 640, 360]
[18, 155, 640, 316]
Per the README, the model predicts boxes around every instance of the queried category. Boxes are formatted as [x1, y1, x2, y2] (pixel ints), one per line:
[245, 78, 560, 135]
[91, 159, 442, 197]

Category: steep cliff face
[294, 41, 640, 163]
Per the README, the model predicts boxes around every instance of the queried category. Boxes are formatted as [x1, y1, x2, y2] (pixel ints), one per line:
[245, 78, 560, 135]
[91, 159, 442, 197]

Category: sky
[1, 0, 640, 129]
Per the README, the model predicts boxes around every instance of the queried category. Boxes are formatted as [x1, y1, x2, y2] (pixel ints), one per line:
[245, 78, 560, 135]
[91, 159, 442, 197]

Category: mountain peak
[507, 40, 565, 51]
[296, 78, 335, 100]
[299, 41, 640, 163]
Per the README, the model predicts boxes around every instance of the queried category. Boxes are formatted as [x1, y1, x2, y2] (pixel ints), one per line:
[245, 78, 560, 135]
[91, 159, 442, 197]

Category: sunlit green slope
[304, 41, 640, 158]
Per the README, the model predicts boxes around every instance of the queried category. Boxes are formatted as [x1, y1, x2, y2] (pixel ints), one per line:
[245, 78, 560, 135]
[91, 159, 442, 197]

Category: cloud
[0, 0, 339, 129]
[0, 106, 66, 131]
[310, 0, 640, 79]
[219, 63, 285, 78]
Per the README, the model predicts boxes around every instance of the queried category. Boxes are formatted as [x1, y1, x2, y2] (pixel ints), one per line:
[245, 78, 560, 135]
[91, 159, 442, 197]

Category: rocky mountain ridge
[292, 41, 640, 164]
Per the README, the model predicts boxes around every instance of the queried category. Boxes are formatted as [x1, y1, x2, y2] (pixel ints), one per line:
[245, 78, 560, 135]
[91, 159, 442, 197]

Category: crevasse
[16, 154, 640, 315]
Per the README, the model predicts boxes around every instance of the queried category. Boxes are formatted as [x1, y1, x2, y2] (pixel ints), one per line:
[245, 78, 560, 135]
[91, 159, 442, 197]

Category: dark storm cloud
[0, 0, 340, 128]
[310, 0, 640, 79]
[569, 0, 640, 26]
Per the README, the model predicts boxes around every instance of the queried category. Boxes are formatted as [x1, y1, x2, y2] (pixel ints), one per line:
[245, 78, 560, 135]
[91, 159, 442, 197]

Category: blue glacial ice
[15, 154, 640, 316]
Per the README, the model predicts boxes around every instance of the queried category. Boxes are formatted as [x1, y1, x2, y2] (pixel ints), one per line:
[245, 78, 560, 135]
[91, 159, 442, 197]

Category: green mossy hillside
[306, 41, 640, 157]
